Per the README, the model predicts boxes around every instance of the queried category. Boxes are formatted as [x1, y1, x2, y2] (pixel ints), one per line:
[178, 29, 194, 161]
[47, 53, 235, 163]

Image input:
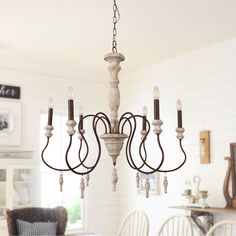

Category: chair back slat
[206, 220, 236, 236]
[117, 210, 149, 236]
[157, 215, 194, 236]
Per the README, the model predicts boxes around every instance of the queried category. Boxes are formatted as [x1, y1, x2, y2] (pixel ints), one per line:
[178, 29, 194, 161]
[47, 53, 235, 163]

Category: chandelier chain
[112, 0, 120, 53]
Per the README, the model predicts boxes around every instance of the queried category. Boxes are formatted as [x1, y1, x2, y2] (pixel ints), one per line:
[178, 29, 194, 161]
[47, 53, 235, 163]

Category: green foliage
[67, 200, 81, 224]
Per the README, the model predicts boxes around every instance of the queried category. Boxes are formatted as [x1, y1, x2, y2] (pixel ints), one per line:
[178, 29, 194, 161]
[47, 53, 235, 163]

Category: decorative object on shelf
[200, 130, 210, 164]
[14, 187, 30, 205]
[20, 173, 30, 181]
[193, 175, 201, 197]
[223, 143, 236, 208]
[41, 0, 187, 198]
[183, 180, 192, 196]
[14, 169, 32, 182]
[0, 167, 37, 219]
[199, 190, 209, 208]
[0, 101, 21, 145]
[182, 175, 209, 208]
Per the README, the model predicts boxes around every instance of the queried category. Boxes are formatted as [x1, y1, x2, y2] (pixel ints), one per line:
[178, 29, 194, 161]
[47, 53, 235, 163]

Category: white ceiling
[0, 0, 236, 76]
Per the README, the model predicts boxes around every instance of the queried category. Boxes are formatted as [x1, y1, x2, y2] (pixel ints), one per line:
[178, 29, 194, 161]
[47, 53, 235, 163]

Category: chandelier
[41, 0, 186, 198]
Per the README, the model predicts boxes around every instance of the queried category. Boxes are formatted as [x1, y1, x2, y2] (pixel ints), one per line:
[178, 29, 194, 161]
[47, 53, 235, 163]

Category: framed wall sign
[0, 101, 21, 145]
[0, 84, 21, 99]
[0, 110, 13, 134]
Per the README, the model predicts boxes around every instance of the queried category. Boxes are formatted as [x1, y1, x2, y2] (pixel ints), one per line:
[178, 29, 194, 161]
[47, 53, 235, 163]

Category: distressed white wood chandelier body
[41, 0, 186, 198]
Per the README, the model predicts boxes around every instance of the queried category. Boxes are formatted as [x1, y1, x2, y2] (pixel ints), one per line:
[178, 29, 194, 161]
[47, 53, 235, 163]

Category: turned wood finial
[136, 172, 140, 188]
[163, 174, 168, 194]
[85, 173, 90, 187]
[145, 176, 150, 198]
[80, 177, 85, 199]
[59, 172, 64, 192]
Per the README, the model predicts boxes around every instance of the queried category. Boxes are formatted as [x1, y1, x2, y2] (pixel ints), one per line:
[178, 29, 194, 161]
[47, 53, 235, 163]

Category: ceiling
[0, 0, 236, 76]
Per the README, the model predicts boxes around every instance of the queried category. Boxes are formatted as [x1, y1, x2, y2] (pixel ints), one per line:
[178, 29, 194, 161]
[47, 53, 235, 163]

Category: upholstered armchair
[6, 206, 68, 236]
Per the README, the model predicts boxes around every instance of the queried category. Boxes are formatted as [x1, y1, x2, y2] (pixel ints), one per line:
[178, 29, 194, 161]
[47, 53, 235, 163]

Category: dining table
[170, 205, 236, 236]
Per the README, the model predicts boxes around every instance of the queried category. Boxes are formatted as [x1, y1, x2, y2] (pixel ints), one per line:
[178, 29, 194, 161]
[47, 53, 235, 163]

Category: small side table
[170, 206, 236, 236]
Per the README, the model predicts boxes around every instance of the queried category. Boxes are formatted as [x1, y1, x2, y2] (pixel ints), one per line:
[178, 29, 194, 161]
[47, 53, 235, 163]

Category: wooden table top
[170, 205, 236, 214]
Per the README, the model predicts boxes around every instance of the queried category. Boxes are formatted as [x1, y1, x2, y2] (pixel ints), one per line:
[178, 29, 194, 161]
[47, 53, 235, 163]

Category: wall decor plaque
[0, 84, 21, 99]
[0, 101, 21, 145]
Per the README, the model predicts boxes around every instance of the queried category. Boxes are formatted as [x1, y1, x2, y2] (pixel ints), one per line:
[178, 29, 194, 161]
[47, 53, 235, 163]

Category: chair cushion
[17, 219, 57, 235]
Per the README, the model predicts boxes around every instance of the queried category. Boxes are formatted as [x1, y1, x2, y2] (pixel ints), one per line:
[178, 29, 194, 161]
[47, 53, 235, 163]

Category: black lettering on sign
[0, 84, 21, 99]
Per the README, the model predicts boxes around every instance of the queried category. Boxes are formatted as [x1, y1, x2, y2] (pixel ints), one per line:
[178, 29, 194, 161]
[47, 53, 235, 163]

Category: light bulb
[142, 106, 148, 116]
[79, 105, 84, 115]
[48, 97, 54, 109]
[67, 87, 74, 100]
[176, 99, 182, 111]
[153, 86, 160, 99]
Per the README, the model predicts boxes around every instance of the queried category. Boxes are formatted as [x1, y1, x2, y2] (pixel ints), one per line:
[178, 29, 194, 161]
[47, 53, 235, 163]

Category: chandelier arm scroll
[77, 113, 110, 169]
[80, 112, 111, 134]
[119, 113, 154, 172]
[135, 134, 165, 174]
[41, 137, 73, 172]
[118, 112, 140, 169]
[157, 139, 187, 173]
[77, 135, 90, 170]
[128, 114, 151, 170]
[65, 113, 110, 175]
[125, 117, 139, 169]
[65, 135, 92, 172]
[65, 134, 100, 176]
[65, 132, 95, 171]
[119, 113, 166, 174]
[118, 112, 134, 134]
[128, 115, 165, 174]
[91, 112, 112, 134]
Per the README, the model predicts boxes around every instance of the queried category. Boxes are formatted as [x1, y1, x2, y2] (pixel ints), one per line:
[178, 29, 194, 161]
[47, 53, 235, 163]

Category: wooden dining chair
[157, 215, 194, 236]
[206, 220, 236, 236]
[117, 210, 149, 236]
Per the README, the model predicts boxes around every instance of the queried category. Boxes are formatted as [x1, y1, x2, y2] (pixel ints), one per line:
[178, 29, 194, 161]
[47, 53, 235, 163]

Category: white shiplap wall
[117, 38, 236, 236]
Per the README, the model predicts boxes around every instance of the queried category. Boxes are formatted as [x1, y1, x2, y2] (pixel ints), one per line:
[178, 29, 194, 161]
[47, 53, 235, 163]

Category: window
[40, 114, 84, 231]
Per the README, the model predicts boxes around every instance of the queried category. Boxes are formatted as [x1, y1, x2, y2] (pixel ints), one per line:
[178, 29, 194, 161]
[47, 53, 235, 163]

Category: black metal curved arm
[65, 112, 111, 175]
[41, 137, 72, 172]
[118, 112, 134, 134]
[119, 112, 150, 170]
[157, 139, 187, 173]
[76, 114, 102, 169]
[121, 114, 139, 169]
[136, 134, 165, 174]
[42, 135, 90, 172]
[118, 112, 186, 175]
[118, 113, 165, 175]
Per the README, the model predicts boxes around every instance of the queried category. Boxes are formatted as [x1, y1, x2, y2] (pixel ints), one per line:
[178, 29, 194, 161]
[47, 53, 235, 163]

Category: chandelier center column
[104, 52, 125, 133]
